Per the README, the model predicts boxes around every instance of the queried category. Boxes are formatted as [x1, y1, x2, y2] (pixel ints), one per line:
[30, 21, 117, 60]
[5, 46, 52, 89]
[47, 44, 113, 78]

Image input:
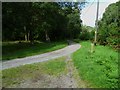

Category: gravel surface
[2, 44, 81, 70]
[11, 74, 77, 88]
[5, 54, 88, 88]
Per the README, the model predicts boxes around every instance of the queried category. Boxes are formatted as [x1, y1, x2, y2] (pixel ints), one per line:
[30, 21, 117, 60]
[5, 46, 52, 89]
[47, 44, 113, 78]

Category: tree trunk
[24, 26, 30, 42]
[27, 32, 29, 41]
[45, 30, 50, 42]
[29, 21, 34, 44]
[24, 26, 27, 41]
[29, 29, 34, 44]
[25, 34, 27, 41]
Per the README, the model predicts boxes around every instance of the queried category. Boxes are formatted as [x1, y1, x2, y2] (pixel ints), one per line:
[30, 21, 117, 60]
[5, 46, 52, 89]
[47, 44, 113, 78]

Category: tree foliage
[2, 2, 85, 42]
[79, 25, 95, 40]
[98, 1, 120, 49]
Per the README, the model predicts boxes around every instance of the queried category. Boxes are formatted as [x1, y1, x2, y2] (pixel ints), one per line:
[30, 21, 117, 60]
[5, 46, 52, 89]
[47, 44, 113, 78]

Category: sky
[81, 0, 119, 27]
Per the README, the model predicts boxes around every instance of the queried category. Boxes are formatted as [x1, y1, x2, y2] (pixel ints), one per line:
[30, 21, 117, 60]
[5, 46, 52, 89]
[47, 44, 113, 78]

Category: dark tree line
[2, 2, 85, 43]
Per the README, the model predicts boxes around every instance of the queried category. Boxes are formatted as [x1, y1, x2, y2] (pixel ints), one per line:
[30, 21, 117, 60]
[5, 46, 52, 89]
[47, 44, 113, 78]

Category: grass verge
[2, 57, 66, 87]
[72, 41, 118, 88]
[2, 41, 67, 60]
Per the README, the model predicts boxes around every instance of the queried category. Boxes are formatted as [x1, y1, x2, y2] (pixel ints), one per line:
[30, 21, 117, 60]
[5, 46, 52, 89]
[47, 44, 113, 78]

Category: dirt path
[65, 55, 88, 88]
[2, 44, 80, 70]
[6, 54, 88, 88]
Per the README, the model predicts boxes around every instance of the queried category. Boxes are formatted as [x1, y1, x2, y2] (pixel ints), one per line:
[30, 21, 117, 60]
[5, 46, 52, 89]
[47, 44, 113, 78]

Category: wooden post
[91, 43, 94, 53]
[94, 0, 99, 46]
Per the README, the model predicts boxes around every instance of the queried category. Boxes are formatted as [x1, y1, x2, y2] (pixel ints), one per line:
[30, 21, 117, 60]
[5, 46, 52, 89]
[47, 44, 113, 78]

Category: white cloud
[81, 0, 118, 27]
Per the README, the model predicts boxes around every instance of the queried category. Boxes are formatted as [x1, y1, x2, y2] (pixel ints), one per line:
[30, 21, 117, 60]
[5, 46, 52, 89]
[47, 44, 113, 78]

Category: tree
[67, 9, 82, 39]
[2, 2, 86, 42]
[79, 25, 95, 40]
[34, 2, 68, 41]
[2, 2, 34, 42]
[98, 1, 120, 49]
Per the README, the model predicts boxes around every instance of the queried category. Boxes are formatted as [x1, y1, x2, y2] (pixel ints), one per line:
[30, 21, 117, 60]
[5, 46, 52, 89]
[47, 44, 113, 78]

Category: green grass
[2, 57, 66, 87]
[2, 41, 67, 61]
[72, 41, 118, 88]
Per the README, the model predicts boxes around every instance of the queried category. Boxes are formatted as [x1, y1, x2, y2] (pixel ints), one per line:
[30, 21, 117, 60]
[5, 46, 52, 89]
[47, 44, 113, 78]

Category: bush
[73, 39, 80, 43]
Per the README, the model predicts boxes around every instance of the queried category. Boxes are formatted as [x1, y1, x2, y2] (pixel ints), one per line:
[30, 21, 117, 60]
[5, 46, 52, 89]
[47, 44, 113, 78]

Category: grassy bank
[72, 41, 118, 88]
[2, 41, 67, 60]
[2, 57, 66, 87]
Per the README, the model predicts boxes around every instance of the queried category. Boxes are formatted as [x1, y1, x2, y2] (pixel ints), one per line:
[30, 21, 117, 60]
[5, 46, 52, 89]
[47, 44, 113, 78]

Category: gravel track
[2, 44, 80, 70]
[4, 54, 88, 88]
